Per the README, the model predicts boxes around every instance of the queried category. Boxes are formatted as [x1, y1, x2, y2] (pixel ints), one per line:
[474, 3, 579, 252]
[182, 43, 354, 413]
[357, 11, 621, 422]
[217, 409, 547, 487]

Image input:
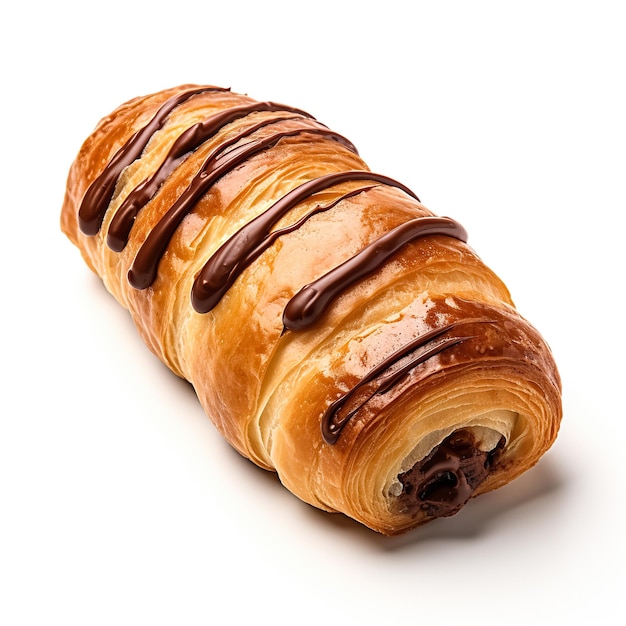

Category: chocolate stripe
[107, 102, 316, 251]
[282, 216, 468, 331]
[321, 321, 488, 444]
[128, 124, 356, 290]
[78, 86, 227, 236]
[191, 172, 419, 313]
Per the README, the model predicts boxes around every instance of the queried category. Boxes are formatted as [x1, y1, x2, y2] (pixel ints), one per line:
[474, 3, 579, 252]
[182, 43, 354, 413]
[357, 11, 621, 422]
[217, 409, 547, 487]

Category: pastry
[61, 84, 562, 535]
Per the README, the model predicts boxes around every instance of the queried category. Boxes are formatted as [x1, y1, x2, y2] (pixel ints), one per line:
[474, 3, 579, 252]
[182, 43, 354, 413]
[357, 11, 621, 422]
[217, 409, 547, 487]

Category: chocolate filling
[397, 429, 505, 518]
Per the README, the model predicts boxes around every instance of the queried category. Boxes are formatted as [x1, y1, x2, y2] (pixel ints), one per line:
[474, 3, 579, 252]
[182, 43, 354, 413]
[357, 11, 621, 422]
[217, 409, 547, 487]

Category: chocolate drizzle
[128, 123, 357, 290]
[320, 321, 484, 444]
[283, 216, 467, 331]
[78, 86, 228, 236]
[191, 171, 419, 314]
[107, 102, 316, 251]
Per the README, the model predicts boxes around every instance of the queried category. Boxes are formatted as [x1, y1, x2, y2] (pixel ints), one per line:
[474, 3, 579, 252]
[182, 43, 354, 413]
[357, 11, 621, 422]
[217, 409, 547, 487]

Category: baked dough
[61, 85, 562, 534]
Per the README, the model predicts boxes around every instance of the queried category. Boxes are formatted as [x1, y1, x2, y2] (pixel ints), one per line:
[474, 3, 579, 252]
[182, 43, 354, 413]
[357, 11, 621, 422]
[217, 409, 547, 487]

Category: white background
[2, 1, 624, 624]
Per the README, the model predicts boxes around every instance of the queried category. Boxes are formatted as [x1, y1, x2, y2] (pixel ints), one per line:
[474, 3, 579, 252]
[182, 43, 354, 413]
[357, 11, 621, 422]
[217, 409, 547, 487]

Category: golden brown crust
[61, 85, 562, 534]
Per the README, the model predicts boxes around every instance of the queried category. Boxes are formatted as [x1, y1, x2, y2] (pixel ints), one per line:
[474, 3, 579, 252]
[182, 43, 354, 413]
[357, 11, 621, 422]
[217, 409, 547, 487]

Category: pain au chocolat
[61, 85, 562, 535]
